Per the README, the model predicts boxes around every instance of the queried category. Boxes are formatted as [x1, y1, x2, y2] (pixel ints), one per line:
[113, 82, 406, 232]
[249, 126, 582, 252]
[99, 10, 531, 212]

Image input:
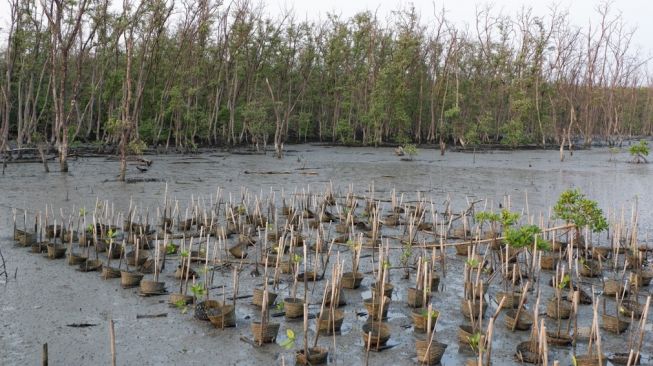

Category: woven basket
[195, 300, 220, 321]
[107, 246, 123, 260]
[496, 291, 521, 309]
[574, 354, 607, 366]
[364, 297, 390, 321]
[296, 271, 321, 282]
[101, 266, 121, 279]
[168, 292, 193, 306]
[461, 298, 487, 319]
[580, 260, 601, 278]
[31, 242, 46, 253]
[505, 309, 533, 331]
[16, 232, 36, 247]
[430, 275, 440, 292]
[250, 322, 280, 344]
[609, 352, 640, 365]
[342, 271, 364, 289]
[228, 243, 248, 259]
[515, 341, 541, 364]
[601, 314, 630, 334]
[412, 308, 439, 333]
[415, 339, 447, 365]
[283, 298, 304, 319]
[120, 270, 144, 288]
[362, 322, 390, 348]
[457, 325, 485, 352]
[126, 250, 149, 266]
[295, 347, 328, 365]
[371, 282, 394, 299]
[279, 260, 293, 274]
[317, 309, 344, 335]
[324, 289, 347, 307]
[140, 279, 166, 294]
[45, 224, 62, 238]
[603, 279, 625, 296]
[207, 303, 236, 328]
[546, 331, 572, 346]
[407, 287, 429, 308]
[46, 243, 66, 259]
[67, 253, 87, 265]
[455, 243, 470, 256]
[78, 259, 102, 272]
[620, 299, 643, 319]
[546, 298, 572, 319]
[540, 254, 557, 270]
[252, 288, 277, 308]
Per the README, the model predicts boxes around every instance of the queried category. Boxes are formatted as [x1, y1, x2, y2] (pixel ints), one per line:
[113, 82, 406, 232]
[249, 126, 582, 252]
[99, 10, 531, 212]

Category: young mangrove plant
[629, 140, 649, 163]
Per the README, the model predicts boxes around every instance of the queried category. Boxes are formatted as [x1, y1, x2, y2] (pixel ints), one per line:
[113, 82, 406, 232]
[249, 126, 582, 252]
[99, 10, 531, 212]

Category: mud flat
[1, 145, 652, 365]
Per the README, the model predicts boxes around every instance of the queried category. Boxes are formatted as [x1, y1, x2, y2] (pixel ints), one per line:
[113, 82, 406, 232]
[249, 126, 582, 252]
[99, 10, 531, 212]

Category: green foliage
[190, 282, 206, 298]
[500, 119, 528, 147]
[558, 274, 571, 289]
[475, 211, 500, 224]
[629, 140, 649, 163]
[127, 138, 147, 155]
[466, 258, 480, 267]
[174, 299, 189, 314]
[279, 328, 296, 350]
[500, 210, 520, 227]
[553, 189, 608, 232]
[467, 331, 483, 353]
[420, 309, 439, 319]
[335, 119, 354, 144]
[504, 224, 546, 249]
[166, 243, 177, 255]
[403, 144, 418, 159]
[400, 243, 413, 265]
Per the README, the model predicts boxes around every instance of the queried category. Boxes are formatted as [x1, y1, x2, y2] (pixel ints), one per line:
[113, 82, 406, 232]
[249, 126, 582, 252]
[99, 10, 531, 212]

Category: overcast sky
[0, 0, 651, 54]
[272, 0, 652, 53]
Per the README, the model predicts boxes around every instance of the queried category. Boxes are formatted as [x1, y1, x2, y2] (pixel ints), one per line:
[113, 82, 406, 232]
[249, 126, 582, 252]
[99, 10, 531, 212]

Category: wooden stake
[109, 319, 116, 366]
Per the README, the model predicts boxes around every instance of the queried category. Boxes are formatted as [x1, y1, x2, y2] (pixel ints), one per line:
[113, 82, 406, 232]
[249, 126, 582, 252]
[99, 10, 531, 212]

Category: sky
[0, 0, 651, 55]
[269, 0, 652, 53]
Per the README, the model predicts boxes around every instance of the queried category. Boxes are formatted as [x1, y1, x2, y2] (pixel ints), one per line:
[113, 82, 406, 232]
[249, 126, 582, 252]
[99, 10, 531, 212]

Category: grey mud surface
[1, 145, 652, 365]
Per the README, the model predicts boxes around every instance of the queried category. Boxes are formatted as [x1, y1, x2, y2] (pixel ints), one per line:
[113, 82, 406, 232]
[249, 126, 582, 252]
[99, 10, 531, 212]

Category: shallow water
[1, 145, 652, 365]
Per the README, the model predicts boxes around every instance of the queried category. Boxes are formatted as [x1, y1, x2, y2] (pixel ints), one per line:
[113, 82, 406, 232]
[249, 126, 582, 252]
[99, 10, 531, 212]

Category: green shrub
[629, 140, 649, 163]
[553, 189, 608, 233]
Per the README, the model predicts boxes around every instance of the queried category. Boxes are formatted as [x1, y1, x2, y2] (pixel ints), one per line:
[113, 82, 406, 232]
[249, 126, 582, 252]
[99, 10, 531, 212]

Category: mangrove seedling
[279, 328, 296, 350]
[190, 282, 207, 298]
[403, 144, 418, 161]
[504, 224, 551, 250]
[466, 258, 480, 268]
[174, 299, 189, 314]
[475, 211, 500, 235]
[420, 309, 439, 319]
[166, 243, 177, 255]
[558, 274, 571, 289]
[467, 331, 484, 354]
[500, 209, 520, 227]
[629, 140, 649, 163]
[553, 189, 608, 233]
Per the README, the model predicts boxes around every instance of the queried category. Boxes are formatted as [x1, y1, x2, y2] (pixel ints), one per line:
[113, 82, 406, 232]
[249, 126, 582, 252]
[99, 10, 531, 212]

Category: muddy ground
[1, 145, 652, 365]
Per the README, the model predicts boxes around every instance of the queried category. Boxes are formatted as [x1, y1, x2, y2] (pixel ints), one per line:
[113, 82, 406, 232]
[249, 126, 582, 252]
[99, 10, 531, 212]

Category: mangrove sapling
[628, 140, 649, 163]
